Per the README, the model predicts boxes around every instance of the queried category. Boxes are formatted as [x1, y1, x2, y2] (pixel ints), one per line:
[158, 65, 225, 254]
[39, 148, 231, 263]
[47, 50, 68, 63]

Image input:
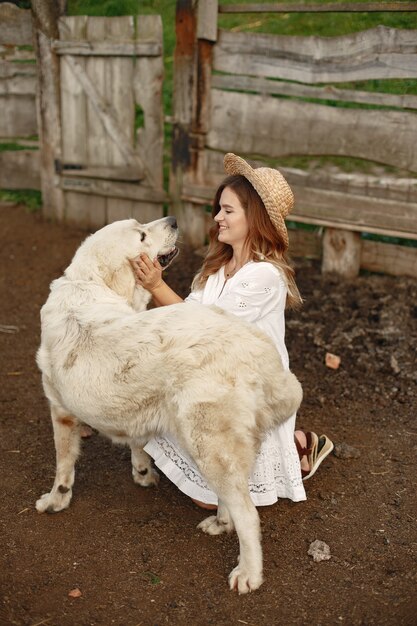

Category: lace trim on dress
[152, 434, 304, 499]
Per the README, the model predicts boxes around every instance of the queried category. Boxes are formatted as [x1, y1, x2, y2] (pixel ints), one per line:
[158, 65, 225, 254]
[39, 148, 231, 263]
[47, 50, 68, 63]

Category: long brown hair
[192, 175, 302, 309]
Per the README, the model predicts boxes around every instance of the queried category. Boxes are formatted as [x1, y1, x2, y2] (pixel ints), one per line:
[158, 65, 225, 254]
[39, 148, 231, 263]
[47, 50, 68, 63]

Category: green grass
[0, 190, 42, 212]
[0, 142, 38, 152]
[218, 0, 417, 35]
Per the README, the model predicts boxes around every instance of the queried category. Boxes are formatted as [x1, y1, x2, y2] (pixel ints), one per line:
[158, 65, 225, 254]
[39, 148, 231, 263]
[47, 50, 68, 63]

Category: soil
[0, 204, 416, 626]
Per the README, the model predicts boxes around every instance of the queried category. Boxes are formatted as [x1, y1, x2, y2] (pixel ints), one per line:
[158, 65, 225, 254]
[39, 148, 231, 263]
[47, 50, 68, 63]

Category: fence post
[322, 228, 362, 278]
[31, 0, 65, 221]
[171, 0, 217, 247]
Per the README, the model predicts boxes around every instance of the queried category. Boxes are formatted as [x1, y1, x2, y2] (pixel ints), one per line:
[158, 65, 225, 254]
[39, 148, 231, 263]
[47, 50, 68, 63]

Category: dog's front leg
[130, 441, 159, 487]
[36, 406, 81, 513]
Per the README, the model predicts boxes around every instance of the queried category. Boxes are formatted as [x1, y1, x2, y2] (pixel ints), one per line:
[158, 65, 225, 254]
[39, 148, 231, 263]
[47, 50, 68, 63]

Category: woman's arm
[130, 254, 183, 306]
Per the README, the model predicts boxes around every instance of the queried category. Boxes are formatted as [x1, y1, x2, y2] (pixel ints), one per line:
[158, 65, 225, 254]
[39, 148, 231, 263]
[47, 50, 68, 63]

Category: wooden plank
[205, 150, 417, 203]
[60, 165, 144, 181]
[0, 95, 37, 137]
[181, 173, 417, 239]
[218, 3, 417, 13]
[105, 17, 135, 169]
[106, 197, 136, 223]
[0, 62, 37, 95]
[211, 74, 417, 111]
[59, 16, 89, 167]
[197, 0, 218, 42]
[207, 89, 417, 173]
[361, 238, 417, 277]
[52, 41, 162, 56]
[106, 198, 164, 224]
[60, 176, 168, 203]
[64, 191, 107, 230]
[0, 150, 40, 189]
[287, 228, 322, 259]
[0, 4, 32, 45]
[214, 28, 417, 83]
[285, 170, 417, 203]
[289, 186, 417, 239]
[131, 203, 164, 225]
[287, 227, 417, 278]
[133, 15, 164, 188]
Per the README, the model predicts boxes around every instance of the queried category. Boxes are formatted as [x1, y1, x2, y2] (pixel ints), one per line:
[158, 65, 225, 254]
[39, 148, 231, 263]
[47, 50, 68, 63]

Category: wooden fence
[2, 2, 417, 278]
[0, 2, 40, 190]
[170, 1, 417, 278]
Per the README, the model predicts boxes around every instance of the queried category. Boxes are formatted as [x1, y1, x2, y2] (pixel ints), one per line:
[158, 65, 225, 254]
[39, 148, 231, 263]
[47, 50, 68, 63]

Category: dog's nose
[166, 216, 178, 230]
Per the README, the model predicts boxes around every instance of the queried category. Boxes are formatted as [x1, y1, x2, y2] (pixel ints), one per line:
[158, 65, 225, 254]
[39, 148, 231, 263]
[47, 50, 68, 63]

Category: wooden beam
[207, 89, 417, 173]
[60, 176, 168, 203]
[52, 40, 162, 56]
[59, 165, 144, 182]
[361, 238, 417, 276]
[211, 74, 417, 111]
[218, 3, 417, 13]
[287, 227, 417, 278]
[31, 0, 65, 221]
[214, 28, 417, 83]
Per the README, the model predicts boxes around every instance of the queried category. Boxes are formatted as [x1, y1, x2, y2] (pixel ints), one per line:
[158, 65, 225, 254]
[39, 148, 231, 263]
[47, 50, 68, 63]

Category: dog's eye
[140, 232, 146, 242]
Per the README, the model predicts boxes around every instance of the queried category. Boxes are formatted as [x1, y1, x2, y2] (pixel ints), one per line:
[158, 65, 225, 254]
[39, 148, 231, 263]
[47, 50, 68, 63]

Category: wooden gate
[35, 12, 166, 228]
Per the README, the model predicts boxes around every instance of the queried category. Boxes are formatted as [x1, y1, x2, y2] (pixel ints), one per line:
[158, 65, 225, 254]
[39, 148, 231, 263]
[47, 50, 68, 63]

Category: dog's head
[66, 216, 179, 304]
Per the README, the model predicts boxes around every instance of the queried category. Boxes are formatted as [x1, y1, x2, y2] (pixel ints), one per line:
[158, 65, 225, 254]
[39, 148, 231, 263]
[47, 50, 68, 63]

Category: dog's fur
[36, 217, 303, 593]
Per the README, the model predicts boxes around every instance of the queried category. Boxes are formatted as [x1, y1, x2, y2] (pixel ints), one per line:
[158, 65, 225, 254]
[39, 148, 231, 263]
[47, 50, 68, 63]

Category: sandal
[296, 432, 334, 481]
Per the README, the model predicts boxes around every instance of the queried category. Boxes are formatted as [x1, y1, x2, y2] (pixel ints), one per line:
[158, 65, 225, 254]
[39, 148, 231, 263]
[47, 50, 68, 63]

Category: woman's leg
[295, 430, 310, 472]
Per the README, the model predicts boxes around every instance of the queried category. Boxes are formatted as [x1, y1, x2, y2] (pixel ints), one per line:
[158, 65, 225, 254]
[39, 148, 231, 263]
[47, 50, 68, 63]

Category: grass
[0, 190, 42, 213]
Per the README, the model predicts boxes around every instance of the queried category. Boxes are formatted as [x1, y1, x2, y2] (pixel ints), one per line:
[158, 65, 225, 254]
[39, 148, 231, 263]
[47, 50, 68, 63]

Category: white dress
[144, 261, 306, 506]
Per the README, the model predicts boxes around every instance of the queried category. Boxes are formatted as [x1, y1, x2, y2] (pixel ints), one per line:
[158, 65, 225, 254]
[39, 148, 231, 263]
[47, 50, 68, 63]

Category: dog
[36, 216, 303, 593]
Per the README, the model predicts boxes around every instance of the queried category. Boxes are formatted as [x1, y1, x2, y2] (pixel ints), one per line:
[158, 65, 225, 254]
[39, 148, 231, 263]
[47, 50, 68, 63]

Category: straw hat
[224, 153, 294, 249]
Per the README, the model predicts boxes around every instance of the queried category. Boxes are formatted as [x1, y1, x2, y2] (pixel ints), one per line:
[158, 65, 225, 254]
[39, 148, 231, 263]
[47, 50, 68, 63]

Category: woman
[132, 153, 333, 508]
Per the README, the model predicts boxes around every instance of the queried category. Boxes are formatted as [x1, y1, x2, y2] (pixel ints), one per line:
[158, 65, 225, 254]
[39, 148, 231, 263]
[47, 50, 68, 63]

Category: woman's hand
[131, 254, 163, 292]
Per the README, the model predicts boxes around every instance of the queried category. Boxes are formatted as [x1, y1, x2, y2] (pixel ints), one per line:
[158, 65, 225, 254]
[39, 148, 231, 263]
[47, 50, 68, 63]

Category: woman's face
[214, 186, 249, 250]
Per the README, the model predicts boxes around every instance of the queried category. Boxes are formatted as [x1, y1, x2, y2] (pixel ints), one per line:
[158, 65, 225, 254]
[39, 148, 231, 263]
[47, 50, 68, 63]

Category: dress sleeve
[215, 263, 287, 323]
[185, 289, 203, 304]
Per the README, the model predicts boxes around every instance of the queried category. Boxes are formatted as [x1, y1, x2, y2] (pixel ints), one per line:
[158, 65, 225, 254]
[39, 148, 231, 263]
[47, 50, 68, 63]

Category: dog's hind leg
[197, 500, 234, 535]
[193, 447, 262, 593]
[223, 488, 263, 594]
[130, 441, 159, 487]
[36, 404, 81, 513]
[202, 480, 263, 594]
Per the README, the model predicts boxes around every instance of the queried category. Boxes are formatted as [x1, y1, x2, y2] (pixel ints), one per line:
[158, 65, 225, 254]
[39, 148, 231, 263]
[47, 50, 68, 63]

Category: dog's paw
[132, 466, 160, 487]
[197, 515, 234, 535]
[35, 489, 72, 513]
[229, 565, 263, 594]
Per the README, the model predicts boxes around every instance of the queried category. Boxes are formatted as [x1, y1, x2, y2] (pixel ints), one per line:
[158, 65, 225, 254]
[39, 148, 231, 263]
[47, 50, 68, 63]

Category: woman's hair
[192, 174, 302, 309]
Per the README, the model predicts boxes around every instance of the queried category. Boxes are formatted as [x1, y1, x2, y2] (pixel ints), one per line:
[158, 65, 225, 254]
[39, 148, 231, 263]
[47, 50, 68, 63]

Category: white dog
[36, 217, 302, 593]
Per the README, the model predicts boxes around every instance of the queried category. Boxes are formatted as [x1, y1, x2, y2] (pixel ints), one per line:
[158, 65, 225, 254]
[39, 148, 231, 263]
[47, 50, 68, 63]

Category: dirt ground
[0, 203, 416, 626]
